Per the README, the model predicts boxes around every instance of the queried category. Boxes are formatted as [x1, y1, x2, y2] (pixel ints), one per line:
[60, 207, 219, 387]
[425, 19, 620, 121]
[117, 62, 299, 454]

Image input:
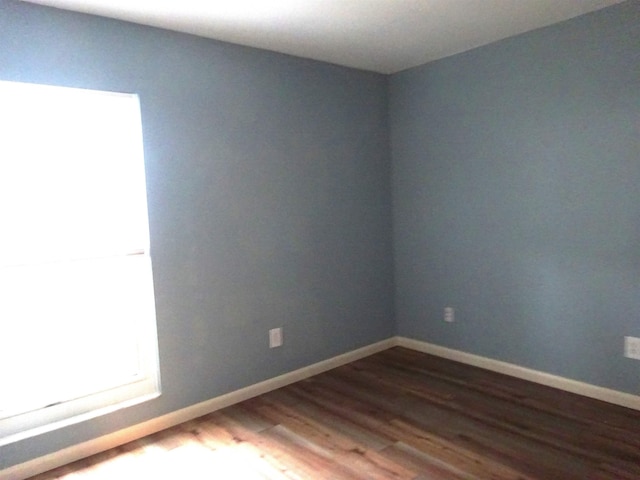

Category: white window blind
[0, 81, 160, 445]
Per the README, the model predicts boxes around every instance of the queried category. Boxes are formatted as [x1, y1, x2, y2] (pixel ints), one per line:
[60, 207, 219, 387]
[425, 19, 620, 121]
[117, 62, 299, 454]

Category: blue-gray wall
[0, 0, 393, 469]
[391, 1, 640, 394]
[2, 0, 640, 471]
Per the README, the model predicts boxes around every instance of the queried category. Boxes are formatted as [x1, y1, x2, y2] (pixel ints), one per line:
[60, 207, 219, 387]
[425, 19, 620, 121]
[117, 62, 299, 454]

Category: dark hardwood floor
[28, 347, 640, 479]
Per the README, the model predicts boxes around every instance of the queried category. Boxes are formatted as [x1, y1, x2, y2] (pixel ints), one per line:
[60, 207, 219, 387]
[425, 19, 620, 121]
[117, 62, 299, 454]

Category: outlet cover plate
[624, 336, 640, 360]
[444, 307, 455, 323]
[269, 328, 283, 348]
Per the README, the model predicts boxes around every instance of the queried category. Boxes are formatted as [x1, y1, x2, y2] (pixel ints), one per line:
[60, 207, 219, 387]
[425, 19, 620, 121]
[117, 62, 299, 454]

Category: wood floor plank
[380, 443, 475, 480]
[289, 375, 561, 478]
[333, 351, 640, 474]
[23, 347, 640, 479]
[214, 410, 360, 480]
[250, 397, 417, 480]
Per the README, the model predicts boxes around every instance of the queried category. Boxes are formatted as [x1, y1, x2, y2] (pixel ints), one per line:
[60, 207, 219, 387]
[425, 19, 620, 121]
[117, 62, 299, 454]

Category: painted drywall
[0, 0, 393, 469]
[3, 0, 639, 471]
[391, 0, 640, 395]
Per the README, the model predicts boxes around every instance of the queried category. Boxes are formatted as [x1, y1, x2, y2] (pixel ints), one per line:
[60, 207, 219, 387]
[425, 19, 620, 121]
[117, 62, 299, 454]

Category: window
[0, 81, 160, 445]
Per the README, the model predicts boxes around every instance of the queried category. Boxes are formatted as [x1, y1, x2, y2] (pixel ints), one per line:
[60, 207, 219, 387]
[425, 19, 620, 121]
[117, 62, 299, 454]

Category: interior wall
[391, 0, 640, 395]
[0, 1, 393, 469]
[2, 0, 639, 472]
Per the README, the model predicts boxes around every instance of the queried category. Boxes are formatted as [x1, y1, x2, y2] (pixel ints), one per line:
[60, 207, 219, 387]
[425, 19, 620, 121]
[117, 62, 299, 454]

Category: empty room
[1, 0, 639, 478]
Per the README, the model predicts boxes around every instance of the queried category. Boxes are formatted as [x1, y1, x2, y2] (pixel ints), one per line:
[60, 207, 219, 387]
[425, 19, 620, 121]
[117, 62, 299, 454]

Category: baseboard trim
[1, 338, 394, 480]
[395, 336, 640, 411]
[6, 336, 637, 479]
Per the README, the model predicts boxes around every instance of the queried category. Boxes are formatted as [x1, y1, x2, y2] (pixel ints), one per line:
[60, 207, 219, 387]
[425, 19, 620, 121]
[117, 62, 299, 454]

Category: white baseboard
[395, 336, 640, 411]
[1, 338, 394, 480]
[5, 336, 638, 480]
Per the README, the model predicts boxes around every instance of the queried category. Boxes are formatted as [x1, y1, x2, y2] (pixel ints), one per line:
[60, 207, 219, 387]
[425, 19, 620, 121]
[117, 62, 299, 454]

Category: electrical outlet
[269, 327, 283, 348]
[624, 336, 640, 360]
[444, 307, 455, 323]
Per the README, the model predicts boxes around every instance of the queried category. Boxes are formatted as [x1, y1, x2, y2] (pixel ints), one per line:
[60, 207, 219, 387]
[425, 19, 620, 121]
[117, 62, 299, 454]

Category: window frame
[0, 81, 161, 446]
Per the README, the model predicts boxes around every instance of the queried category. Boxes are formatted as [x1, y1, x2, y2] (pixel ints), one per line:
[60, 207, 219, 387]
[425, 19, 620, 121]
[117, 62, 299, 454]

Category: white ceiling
[23, 0, 626, 73]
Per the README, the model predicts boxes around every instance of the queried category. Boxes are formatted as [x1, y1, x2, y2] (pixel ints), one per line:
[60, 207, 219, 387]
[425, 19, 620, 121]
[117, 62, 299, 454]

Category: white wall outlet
[444, 307, 455, 323]
[269, 327, 283, 348]
[624, 336, 640, 360]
